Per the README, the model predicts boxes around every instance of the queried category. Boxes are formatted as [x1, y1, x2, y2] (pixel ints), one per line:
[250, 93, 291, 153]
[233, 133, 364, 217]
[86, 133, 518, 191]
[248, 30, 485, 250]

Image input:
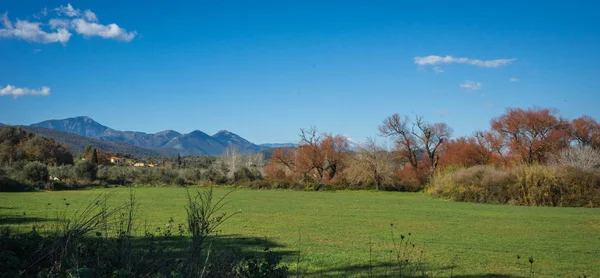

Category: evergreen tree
[82, 145, 93, 160]
[91, 148, 98, 164]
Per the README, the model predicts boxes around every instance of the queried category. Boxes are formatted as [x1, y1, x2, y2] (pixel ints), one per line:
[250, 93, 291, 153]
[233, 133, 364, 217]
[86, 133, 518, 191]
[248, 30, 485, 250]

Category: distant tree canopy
[0, 126, 73, 166]
[264, 107, 600, 192]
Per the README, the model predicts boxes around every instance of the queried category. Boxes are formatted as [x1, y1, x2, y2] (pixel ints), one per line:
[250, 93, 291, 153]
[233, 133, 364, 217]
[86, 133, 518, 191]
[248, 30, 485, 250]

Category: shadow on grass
[0, 215, 52, 225]
[309, 261, 526, 277]
[123, 232, 296, 260]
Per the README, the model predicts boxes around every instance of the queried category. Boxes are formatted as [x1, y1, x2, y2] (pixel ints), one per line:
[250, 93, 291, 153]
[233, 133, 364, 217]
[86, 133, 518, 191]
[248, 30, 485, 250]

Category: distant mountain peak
[184, 130, 214, 140]
[67, 116, 100, 123]
[155, 129, 181, 136]
[214, 129, 233, 135]
[31, 116, 110, 138]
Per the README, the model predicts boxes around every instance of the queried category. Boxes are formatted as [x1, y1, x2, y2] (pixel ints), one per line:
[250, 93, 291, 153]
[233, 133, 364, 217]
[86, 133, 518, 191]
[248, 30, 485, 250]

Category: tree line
[264, 107, 600, 196]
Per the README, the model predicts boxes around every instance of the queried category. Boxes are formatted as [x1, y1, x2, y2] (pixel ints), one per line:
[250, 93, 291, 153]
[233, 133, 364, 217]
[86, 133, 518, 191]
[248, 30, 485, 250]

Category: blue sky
[1, 0, 599, 144]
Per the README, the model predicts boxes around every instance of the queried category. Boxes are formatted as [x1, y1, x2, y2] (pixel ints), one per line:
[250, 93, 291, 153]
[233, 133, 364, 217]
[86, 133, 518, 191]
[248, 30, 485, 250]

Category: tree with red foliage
[270, 147, 297, 175]
[439, 137, 488, 167]
[572, 115, 600, 149]
[295, 127, 325, 180]
[491, 107, 570, 164]
[320, 134, 349, 181]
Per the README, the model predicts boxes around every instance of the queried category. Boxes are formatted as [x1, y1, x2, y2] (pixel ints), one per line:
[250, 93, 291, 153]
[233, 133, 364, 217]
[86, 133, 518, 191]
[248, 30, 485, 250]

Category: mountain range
[19, 116, 294, 157]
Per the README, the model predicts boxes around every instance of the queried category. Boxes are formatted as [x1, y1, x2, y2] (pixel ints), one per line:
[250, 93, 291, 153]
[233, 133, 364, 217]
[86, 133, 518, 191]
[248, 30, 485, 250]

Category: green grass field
[1, 187, 599, 277]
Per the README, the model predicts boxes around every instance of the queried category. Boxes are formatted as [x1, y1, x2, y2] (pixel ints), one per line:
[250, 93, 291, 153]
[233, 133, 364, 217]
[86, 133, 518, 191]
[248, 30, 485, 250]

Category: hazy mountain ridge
[19, 126, 179, 157]
[212, 130, 265, 154]
[26, 116, 291, 156]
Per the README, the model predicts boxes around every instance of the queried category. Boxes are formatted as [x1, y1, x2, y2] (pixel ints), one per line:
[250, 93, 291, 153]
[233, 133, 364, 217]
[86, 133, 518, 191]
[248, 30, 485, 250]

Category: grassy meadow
[1, 187, 599, 277]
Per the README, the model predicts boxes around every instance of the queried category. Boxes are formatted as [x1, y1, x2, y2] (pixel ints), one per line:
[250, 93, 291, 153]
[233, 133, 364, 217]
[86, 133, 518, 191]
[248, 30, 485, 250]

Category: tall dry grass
[429, 164, 600, 207]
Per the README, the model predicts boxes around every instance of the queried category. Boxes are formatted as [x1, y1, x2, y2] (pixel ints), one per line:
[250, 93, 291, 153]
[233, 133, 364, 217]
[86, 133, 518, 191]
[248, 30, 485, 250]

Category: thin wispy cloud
[414, 55, 516, 70]
[0, 4, 136, 44]
[49, 18, 70, 29]
[509, 77, 520, 82]
[0, 84, 50, 98]
[84, 10, 98, 22]
[55, 4, 80, 17]
[460, 80, 482, 91]
[433, 66, 444, 73]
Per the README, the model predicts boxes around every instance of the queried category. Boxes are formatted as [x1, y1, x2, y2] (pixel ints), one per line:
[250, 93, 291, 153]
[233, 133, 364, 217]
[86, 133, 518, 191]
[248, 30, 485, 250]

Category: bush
[552, 145, 600, 171]
[430, 165, 516, 204]
[21, 161, 49, 184]
[233, 167, 261, 182]
[430, 164, 600, 207]
[74, 160, 97, 181]
[48, 165, 74, 181]
[203, 167, 228, 184]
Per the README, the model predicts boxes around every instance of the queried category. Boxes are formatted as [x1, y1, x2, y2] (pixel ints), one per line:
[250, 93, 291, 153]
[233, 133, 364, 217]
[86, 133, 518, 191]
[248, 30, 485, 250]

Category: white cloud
[414, 55, 516, 69]
[0, 85, 50, 98]
[460, 80, 482, 91]
[55, 4, 80, 17]
[433, 66, 444, 73]
[509, 77, 520, 82]
[0, 15, 71, 44]
[2, 13, 13, 29]
[49, 18, 70, 29]
[72, 19, 136, 41]
[84, 10, 98, 22]
[1, 5, 136, 44]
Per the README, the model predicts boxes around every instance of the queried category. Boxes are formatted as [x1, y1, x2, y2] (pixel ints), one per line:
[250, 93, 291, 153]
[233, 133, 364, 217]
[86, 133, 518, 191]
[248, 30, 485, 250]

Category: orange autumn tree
[491, 107, 570, 164]
[439, 137, 489, 167]
[266, 127, 349, 183]
[267, 147, 297, 179]
[439, 131, 507, 168]
[572, 115, 600, 149]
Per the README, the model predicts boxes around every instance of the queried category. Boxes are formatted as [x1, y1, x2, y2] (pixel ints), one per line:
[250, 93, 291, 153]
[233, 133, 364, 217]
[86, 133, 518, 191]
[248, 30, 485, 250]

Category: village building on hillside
[109, 156, 123, 164]
[134, 161, 145, 167]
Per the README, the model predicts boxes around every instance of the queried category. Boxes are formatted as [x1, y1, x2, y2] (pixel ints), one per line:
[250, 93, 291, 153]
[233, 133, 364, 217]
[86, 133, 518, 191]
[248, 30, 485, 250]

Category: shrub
[203, 167, 228, 184]
[74, 160, 97, 181]
[552, 145, 600, 171]
[21, 161, 49, 184]
[48, 165, 74, 181]
[431, 164, 600, 207]
[430, 165, 516, 204]
[233, 167, 261, 182]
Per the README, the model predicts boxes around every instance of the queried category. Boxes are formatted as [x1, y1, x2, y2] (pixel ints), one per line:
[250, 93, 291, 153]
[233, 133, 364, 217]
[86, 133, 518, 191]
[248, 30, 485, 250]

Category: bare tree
[552, 145, 600, 171]
[245, 152, 265, 168]
[379, 114, 451, 174]
[413, 116, 452, 173]
[345, 138, 394, 191]
[222, 146, 241, 177]
[378, 114, 419, 169]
